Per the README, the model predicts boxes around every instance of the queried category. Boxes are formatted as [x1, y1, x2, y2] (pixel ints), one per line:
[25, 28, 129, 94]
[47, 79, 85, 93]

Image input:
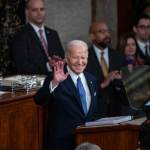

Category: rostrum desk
[0, 82, 143, 150]
[0, 89, 47, 150]
[72, 123, 141, 150]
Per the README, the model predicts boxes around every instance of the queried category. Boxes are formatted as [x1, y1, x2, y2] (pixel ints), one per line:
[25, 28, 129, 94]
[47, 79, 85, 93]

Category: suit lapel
[63, 67, 84, 112]
[108, 48, 113, 71]
[109, 48, 118, 71]
[84, 71, 96, 118]
[89, 47, 104, 78]
[26, 23, 48, 58]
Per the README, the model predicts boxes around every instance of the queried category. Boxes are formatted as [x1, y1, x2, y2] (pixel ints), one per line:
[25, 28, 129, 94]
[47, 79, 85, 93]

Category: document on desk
[85, 116, 132, 127]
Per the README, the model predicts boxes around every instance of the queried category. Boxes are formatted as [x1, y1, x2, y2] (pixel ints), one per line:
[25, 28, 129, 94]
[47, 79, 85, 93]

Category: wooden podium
[72, 123, 142, 150]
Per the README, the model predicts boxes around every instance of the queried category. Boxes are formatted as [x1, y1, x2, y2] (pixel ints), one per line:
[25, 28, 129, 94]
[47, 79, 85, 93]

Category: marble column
[92, 0, 118, 49]
[43, 0, 92, 49]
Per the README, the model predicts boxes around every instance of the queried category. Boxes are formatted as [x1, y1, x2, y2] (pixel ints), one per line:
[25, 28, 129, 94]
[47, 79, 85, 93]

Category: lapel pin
[91, 81, 92, 83]
[47, 31, 49, 33]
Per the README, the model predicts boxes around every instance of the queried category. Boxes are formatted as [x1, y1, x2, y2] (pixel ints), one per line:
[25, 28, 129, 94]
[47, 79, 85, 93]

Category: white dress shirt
[137, 40, 150, 56]
[50, 65, 91, 112]
[93, 45, 109, 68]
[29, 22, 52, 72]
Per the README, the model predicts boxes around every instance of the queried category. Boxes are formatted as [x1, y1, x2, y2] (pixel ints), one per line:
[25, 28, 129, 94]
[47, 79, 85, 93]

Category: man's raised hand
[52, 61, 71, 88]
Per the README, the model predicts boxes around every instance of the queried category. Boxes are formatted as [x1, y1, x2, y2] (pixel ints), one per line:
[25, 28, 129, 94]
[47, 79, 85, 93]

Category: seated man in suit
[34, 40, 98, 150]
[133, 14, 150, 65]
[12, 0, 65, 74]
[85, 21, 127, 118]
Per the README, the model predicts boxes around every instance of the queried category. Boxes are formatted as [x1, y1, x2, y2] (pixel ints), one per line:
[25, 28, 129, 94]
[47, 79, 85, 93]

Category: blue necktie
[77, 77, 87, 116]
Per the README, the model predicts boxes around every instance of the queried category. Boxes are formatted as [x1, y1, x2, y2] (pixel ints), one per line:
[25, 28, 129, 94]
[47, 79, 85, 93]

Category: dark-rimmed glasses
[137, 25, 150, 30]
[93, 29, 112, 34]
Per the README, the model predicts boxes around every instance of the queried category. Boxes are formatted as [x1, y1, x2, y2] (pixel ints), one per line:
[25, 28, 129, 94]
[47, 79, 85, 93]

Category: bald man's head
[89, 22, 111, 50]
[89, 22, 107, 34]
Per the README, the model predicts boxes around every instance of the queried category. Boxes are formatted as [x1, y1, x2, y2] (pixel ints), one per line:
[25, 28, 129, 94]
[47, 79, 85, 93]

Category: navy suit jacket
[139, 49, 150, 65]
[34, 67, 98, 150]
[12, 23, 64, 74]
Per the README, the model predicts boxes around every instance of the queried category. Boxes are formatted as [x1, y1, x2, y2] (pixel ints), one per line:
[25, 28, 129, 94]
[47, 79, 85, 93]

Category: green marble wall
[0, 0, 25, 76]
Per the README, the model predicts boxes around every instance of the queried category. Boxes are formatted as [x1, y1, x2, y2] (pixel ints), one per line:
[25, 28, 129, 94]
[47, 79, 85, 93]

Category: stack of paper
[85, 116, 132, 126]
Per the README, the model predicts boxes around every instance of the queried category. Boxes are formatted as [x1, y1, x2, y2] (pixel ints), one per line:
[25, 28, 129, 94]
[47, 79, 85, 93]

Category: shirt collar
[66, 65, 83, 80]
[137, 39, 149, 48]
[93, 44, 108, 54]
[29, 21, 45, 33]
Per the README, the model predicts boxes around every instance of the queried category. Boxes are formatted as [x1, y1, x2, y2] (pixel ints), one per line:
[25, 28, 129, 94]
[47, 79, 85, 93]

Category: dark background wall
[0, 0, 25, 76]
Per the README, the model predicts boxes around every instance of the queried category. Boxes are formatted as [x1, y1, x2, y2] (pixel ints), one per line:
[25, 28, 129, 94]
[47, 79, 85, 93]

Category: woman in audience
[117, 33, 143, 72]
[75, 142, 101, 150]
[116, 33, 145, 116]
[139, 120, 150, 150]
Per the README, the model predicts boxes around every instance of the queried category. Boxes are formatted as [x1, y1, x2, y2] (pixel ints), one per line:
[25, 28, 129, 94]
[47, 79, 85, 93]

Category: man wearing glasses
[85, 21, 127, 118]
[133, 14, 150, 65]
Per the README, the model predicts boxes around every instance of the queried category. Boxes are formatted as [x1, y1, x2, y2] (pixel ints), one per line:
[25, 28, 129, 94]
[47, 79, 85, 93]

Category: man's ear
[89, 33, 95, 40]
[25, 9, 29, 17]
[133, 26, 137, 33]
[65, 54, 68, 63]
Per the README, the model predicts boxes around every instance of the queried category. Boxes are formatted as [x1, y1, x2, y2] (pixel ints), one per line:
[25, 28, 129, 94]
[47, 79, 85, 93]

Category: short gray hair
[65, 40, 88, 56]
[75, 142, 101, 150]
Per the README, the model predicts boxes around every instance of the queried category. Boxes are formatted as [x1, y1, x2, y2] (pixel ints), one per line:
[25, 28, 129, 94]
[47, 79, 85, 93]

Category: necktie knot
[39, 29, 43, 34]
[101, 52, 104, 57]
[77, 76, 81, 82]
[39, 29, 42, 32]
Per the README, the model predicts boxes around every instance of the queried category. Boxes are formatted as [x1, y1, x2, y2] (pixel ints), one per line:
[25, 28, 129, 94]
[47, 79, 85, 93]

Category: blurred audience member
[133, 14, 150, 65]
[117, 34, 146, 116]
[142, 3, 150, 16]
[139, 120, 150, 150]
[117, 33, 143, 71]
[85, 21, 127, 118]
[12, 0, 64, 74]
[75, 142, 101, 150]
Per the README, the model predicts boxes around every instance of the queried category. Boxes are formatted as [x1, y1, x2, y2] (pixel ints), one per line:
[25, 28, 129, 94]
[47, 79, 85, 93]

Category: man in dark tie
[85, 21, 127, 118]
[133, 14, 150, 65]
[12, 0, 64, 74]
[34, 40, 98, 150]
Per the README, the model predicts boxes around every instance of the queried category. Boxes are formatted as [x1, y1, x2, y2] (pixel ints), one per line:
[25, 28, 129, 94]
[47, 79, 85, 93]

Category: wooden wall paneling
[132, 130, 140, 150]
[0, 96, 41, 150]
[18, 107, 39, 150]
[73, 125, 140, 150]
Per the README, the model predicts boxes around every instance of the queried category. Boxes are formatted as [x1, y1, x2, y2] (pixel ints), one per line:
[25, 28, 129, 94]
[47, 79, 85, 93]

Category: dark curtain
[0, 0, 25, 76]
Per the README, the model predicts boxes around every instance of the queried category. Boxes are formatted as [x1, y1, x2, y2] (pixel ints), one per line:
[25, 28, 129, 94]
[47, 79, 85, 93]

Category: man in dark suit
[85, 22, 127, 118]
[12, 0, 64, 74]
[133, 14, 150, 65]
[34, 40, 98, 150]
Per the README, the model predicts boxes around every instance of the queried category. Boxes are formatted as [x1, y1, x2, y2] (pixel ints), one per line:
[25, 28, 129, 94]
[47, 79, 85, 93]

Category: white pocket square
[94, 92, 96, 96]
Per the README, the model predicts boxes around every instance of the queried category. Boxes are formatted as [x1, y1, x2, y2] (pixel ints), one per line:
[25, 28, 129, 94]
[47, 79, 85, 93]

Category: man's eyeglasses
[93, 29, 112, 34]
[137, 25, 150, 30]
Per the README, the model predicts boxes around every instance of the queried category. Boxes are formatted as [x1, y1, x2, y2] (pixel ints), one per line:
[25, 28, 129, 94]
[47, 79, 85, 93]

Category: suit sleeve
[34, 73, 54, 105]
[12, 32, 49, 74]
